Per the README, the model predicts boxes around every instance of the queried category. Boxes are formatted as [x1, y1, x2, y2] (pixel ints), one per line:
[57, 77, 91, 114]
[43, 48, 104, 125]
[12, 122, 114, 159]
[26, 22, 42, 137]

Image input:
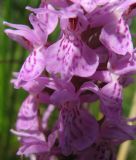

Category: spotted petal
[16, 95, 40, 132]
[110, 50, 136, 75]
[100, 81, 122, 119]
[26, 5, 58, 35]
[17, 47, 46, 83]
[4, 22, 36, 51]
[45, 34, 99, 79]
[59, 106, 98, 155]
[71, 0, 109, 13]
[100, 17, 133, 55]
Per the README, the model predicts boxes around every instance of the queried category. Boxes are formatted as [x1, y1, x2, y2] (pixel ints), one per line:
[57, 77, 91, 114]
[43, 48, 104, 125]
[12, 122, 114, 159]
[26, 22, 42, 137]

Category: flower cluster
[4, 0, 136, 160]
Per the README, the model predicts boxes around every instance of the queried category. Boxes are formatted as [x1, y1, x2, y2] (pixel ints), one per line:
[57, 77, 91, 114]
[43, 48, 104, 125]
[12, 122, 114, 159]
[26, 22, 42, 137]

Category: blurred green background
[0, 1, 40, 160]
[0, 1, 136, 160]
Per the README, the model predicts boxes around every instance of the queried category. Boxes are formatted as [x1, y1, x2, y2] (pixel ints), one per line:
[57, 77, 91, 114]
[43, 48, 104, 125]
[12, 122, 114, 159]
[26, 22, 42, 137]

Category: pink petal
[100, 17, 133, 55]
[17, 47, 46, 82]
[100, 81, 122, 118]
[59, 106, 98, 155]
[16, 95, 40, 131]
[45, 35, 99, 79]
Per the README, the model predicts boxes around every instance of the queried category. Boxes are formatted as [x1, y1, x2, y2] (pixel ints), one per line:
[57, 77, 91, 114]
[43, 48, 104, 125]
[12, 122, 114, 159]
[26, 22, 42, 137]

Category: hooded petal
[19, 77, 51, 94]
[110, 50, 136, 75]
[4, 10, 49, 49]
[17, 140, 49, 156]
[29, 14, 48, 44]
[101, 119, 136, 144]
[87, 0, 136, 27]
[12, 76, 57, 93]
[4, 14, 49, 49]
[78, 81, 99, 95]
[16, 131, 58, 156]
[77, 81, 99, 103]
[26, 4, 58, 35]
[4, 22, 36, 51]
[90, 71, 112, 83]
[100, 81, 122, 119]
[87, 2, 118, 27]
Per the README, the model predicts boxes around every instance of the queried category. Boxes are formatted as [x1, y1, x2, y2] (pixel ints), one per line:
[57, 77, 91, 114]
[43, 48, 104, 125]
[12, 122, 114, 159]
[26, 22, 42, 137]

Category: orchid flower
[4, 0, 136, 160]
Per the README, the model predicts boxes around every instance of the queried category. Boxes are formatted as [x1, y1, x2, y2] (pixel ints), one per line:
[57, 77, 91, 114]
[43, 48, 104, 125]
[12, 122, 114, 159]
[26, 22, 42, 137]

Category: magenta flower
[11, 95, 58, 157]
[77, 116, 136, 160]
[50, 80, 99, 155]
[4, 0, 136, 160]
[44, 5, 99, 79]
[4, 4, 58, 85]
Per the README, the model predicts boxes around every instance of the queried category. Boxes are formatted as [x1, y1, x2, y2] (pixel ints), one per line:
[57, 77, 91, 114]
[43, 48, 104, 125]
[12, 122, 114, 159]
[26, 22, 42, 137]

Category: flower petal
[101, 119, 136, 144]
[17, 47, 46, 82]
[110, 50, 136, 75]
[16, 95, 40, 132]
[27, 5, 58, 35]
[45, 35, 99, 79]
[59, 106, 98, 155]
[100, 81, 122, 119]
[4, 22, 36, 51]
[100, 17, 133, 55]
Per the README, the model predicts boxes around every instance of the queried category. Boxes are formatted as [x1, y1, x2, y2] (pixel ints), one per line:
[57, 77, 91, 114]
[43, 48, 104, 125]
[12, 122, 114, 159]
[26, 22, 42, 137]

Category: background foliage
[0, 1, 136, 160]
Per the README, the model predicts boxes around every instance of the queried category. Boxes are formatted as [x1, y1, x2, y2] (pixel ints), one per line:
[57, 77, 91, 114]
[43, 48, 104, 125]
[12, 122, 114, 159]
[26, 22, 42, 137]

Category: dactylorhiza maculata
[4, 0, 136, 159]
